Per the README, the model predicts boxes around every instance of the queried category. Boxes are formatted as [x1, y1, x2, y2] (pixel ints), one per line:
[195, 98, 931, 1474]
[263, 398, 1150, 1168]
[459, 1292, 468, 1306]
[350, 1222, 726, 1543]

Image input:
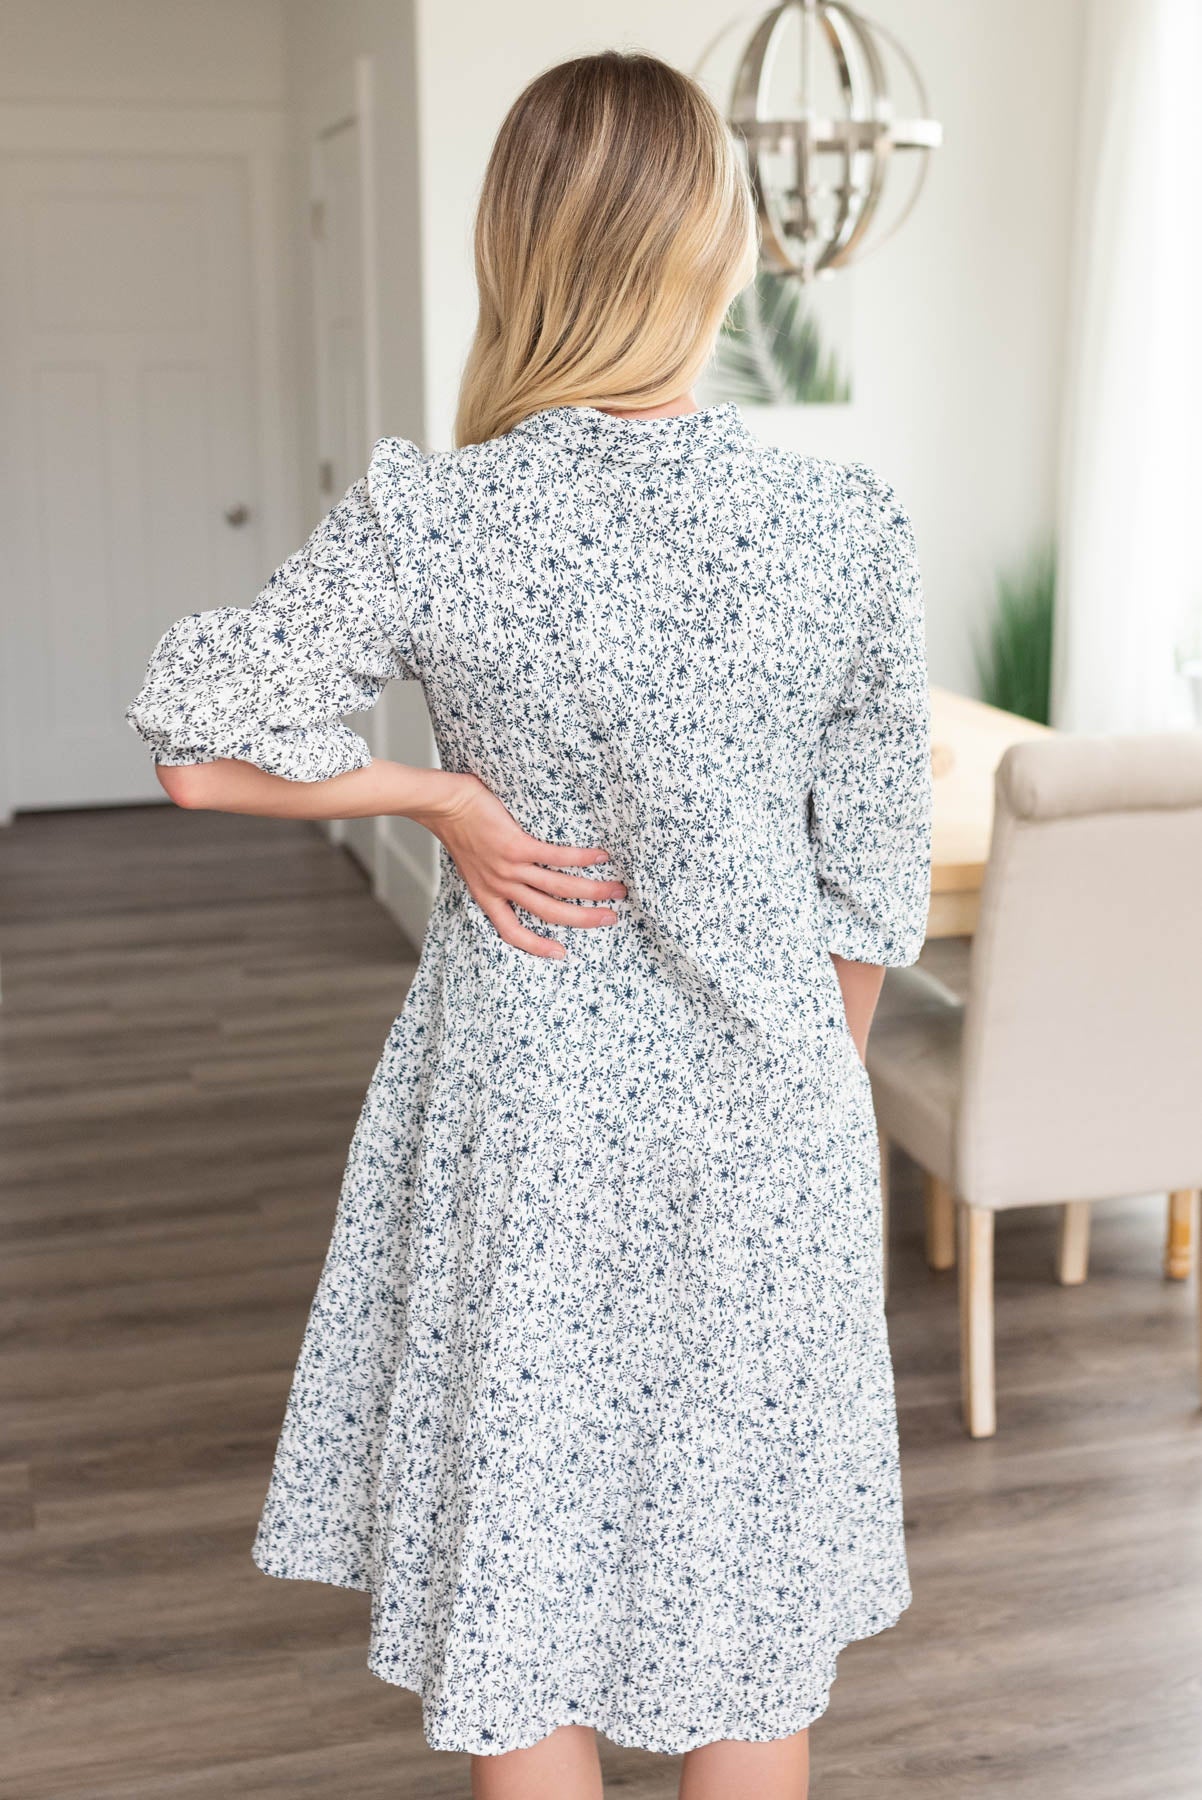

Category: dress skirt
[249, 872, 912, 1755]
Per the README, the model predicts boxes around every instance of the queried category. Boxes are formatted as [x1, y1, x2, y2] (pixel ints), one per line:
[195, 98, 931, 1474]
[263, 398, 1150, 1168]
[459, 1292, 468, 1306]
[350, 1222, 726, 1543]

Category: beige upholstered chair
[868, 733, 1202, 1437]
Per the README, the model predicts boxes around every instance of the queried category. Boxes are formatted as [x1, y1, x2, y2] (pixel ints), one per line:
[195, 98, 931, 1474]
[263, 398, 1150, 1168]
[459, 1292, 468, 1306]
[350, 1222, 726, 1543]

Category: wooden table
[927, 684, 1053, 939]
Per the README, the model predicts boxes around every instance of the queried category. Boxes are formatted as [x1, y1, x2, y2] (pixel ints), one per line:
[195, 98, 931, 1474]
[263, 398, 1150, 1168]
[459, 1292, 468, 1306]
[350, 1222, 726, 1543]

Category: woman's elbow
[157, 763, 212, 809]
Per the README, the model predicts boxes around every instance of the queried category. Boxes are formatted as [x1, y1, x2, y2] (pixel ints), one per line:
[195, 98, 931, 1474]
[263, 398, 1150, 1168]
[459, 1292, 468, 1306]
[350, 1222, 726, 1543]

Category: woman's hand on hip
[152, 758, 621, 962]
[415, 772, 625, 960]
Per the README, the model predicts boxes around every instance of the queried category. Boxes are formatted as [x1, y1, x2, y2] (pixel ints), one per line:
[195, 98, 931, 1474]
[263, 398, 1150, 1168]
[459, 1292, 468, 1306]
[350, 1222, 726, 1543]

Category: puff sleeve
[807, 463, 933, 966]
[125, 438, 425, 782]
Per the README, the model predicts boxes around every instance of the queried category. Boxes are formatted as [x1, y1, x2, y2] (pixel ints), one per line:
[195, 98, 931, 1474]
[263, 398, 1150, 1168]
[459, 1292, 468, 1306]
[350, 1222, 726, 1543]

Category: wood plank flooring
[2, 806, 1200, 1798]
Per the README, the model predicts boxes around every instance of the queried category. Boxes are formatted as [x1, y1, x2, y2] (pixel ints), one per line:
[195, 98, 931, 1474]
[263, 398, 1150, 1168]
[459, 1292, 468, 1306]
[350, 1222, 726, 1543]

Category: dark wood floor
[2, 806, 1200, 1799]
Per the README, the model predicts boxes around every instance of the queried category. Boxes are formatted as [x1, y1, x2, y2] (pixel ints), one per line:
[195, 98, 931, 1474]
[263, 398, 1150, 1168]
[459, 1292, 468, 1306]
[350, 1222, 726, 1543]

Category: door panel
[0, 154, 262, 808]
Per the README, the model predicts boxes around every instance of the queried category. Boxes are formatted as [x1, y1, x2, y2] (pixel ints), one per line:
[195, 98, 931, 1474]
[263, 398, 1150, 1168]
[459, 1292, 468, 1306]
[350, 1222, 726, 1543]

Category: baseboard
[376, 817, 437, 950]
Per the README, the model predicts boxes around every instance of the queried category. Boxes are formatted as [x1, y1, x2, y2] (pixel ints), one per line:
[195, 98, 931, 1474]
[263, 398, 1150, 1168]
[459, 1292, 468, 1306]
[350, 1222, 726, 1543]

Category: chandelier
[723, 0, 942, 282]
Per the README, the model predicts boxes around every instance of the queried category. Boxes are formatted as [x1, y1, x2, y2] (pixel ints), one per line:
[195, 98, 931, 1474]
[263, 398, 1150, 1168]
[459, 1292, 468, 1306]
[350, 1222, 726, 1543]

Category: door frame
[306, 57, 384, 498]
[0, 101, 297, 823]
[300, 59, 386, 873]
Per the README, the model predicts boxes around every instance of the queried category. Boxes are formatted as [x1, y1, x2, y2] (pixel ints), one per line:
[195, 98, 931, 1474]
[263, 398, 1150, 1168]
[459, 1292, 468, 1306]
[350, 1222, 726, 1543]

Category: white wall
[413, 0, 1087, 696]
[0, 0, 285, 105]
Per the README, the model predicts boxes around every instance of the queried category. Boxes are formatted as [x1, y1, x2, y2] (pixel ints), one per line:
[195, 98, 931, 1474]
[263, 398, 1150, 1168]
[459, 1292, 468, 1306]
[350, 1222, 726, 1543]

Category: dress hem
[250, 1541, 911, 1758]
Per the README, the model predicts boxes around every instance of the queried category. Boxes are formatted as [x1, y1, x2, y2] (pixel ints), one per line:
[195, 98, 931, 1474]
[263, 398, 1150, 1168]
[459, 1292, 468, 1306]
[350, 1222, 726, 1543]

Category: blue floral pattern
[126, 401, 932, 1756]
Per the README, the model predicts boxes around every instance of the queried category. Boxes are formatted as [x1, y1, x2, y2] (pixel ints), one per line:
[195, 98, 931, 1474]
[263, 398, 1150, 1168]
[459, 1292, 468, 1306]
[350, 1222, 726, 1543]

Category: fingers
[519, 867, 627, 903]
[468, 832, 625, 958]
[508, 884, 619, 929]
[478, 881, 622, 958]
[480, 899, 566, 960]
[524, 838, 612, 868]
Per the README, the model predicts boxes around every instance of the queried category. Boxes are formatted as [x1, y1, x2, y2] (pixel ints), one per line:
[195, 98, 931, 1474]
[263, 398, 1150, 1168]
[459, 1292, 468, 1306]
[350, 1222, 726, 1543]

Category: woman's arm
[158, 759, 624, 961]
[830, 952, 886, 1063]
[159, 755, 461, 822]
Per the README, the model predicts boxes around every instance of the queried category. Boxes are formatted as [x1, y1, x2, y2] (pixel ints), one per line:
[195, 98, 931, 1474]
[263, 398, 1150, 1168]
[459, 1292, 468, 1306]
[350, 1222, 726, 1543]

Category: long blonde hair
[454, 51, 759, 448]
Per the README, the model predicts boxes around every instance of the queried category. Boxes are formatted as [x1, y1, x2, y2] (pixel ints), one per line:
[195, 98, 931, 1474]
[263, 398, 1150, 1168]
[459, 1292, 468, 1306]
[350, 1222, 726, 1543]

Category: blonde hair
[454, 51, 759, 448]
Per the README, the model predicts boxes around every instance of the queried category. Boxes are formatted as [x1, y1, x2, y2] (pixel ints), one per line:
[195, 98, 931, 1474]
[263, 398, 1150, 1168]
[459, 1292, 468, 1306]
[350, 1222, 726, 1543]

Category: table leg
[1165, 1190, 1195, 1282]
[1056, 1201, 1091, 1286]
[925, 1173, 957, 1271]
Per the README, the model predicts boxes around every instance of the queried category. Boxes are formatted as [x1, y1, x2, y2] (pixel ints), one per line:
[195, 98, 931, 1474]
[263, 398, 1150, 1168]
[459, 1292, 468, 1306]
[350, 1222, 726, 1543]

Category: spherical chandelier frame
[729, 0, 943, 282]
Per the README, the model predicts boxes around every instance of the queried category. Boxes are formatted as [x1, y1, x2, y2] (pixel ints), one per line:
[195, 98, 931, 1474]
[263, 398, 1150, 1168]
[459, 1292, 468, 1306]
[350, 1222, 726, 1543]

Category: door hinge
[318, 459, 335, 495]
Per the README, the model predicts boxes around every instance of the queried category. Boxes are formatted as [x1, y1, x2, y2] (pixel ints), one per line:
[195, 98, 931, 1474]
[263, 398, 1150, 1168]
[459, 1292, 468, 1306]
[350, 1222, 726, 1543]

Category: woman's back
[375, 401, 930, 1047]
[128, 400, 930, 1052]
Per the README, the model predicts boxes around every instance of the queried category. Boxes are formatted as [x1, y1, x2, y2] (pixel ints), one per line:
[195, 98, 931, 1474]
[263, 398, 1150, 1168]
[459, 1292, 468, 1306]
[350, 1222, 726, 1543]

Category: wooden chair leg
[958, 1202, 997, 1438]
[1194, 1194, 1202, 1411]
[924, 1173, 957, 1271]
[1165, 1189, 1195, 1281]
[1056, 1201, 1091, 1285]
[879, 1134, 891, 1303]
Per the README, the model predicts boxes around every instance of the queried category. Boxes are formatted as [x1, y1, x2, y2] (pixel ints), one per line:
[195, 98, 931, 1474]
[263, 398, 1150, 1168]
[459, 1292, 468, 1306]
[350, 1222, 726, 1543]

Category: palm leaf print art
[709, 271, 852, 405]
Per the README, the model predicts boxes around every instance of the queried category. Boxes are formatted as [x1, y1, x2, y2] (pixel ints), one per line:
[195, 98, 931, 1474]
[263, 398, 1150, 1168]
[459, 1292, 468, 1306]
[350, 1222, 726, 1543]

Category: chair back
[957, 733, 1202, 1208]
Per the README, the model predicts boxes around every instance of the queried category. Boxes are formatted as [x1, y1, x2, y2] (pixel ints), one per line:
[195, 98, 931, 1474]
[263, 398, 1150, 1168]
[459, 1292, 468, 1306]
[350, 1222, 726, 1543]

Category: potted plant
[973, 543, 1056, 725]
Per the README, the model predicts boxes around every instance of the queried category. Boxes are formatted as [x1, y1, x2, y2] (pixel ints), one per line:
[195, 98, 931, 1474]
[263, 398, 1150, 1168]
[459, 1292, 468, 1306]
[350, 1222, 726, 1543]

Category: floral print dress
[126, 401, 932, 1756]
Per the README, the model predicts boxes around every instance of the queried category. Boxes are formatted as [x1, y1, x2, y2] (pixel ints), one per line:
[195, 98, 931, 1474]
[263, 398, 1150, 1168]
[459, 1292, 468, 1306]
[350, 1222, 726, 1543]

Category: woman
[126, 50, 931, 1800]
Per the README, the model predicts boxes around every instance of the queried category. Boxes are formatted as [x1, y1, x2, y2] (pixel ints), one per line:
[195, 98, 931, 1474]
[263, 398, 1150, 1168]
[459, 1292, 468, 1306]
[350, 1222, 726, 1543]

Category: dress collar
[505, 401, 754, 465]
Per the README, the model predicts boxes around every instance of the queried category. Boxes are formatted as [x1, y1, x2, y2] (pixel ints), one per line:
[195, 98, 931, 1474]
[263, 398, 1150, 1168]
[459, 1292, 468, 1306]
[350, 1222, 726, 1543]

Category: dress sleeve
[125, 437, 425, 783]
[808, 463, 933, 966]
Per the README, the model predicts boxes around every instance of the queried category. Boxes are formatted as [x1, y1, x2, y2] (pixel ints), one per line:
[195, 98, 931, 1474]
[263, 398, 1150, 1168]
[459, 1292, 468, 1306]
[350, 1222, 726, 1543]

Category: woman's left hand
[417, 772, 626, 960]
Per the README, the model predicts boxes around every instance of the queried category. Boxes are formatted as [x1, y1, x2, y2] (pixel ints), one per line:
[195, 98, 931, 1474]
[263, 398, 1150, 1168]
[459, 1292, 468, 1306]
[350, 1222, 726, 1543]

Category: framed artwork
[699, 268, 853, 407]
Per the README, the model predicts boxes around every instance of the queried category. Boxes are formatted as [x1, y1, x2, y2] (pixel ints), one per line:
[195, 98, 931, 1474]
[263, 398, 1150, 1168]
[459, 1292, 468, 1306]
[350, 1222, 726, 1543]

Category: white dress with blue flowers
[126, 401, 932, 1757]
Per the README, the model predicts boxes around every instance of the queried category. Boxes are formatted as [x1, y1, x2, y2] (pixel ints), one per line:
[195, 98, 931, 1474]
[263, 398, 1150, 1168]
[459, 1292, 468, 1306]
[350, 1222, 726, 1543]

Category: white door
[0, 154, 263, 809]
[311, 117, 376, 873]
